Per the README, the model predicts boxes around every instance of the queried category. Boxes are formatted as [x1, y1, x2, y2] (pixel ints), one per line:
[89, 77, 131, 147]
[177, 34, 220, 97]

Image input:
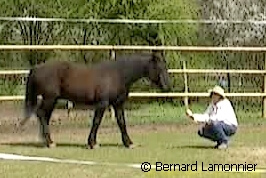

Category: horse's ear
[151, 50, 161, 59]
[152, 50, 165, 62]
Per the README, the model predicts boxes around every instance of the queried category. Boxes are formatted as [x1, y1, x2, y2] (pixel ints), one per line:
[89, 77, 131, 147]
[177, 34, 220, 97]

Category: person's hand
[186, 108, 194, 120]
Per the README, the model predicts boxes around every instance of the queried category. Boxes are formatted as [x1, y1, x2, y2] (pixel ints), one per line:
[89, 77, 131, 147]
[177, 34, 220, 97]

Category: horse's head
[147, 51, 171, 92]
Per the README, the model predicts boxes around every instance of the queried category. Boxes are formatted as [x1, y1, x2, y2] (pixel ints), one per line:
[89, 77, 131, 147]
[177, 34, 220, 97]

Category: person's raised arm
[186, 104, 211, 123]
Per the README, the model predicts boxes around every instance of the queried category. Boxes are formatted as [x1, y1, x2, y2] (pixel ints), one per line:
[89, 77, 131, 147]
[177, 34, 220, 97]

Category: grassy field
[0, 101, 266, 178]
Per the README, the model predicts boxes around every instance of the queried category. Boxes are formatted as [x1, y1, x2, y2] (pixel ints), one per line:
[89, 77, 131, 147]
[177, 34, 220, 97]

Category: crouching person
[186, 85, 238, 149]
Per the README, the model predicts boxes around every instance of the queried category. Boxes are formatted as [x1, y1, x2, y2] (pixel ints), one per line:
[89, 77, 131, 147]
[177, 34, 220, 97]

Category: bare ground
[0, 102, 184, 143]
[0, 102, 266, 145]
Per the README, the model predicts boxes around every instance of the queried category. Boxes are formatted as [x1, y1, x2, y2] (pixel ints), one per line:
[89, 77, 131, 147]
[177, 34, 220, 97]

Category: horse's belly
[60, 72, 123, 104]
[60, 88, 95, 103]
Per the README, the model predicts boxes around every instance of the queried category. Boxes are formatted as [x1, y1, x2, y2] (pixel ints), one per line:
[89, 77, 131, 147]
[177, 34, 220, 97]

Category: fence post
[182, 60, 189, 109]
[110, 50, 116, 60]
[264, 53, 266, 118]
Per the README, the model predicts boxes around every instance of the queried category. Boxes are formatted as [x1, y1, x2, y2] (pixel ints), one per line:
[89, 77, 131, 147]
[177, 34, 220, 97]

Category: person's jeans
[198, 121, 237, 144]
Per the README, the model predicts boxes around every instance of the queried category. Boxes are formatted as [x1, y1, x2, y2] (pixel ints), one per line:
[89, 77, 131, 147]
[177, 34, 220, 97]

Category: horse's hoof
[93, 144, 100, 149]
[48, 142, 56, 148]
[86, 143, 100, 149]
[127, 144, 136, 149]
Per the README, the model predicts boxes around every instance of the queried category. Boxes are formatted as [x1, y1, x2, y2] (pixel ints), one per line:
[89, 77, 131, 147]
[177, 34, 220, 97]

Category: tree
[199, 0, 266, 94]
[200, 0, 266, 46]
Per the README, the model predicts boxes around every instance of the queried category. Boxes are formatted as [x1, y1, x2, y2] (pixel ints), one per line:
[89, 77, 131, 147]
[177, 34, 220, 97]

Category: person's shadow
[167, 145, 215, 150]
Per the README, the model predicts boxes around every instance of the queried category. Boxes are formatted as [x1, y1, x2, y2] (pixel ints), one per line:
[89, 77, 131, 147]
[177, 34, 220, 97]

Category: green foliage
[147, 0, 199, 45]
[0, 0, 201, 96]
[0, 0, 200, 47]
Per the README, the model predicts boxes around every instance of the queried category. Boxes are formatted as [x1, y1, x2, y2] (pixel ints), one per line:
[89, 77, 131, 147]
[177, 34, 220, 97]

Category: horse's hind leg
[113, 103, 133, 148]
[37, 98, 56, 148]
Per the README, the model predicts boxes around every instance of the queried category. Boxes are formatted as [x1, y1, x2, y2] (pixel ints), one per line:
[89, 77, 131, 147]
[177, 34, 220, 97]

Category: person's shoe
[217, 143, 228, 150]
[198, 127, 204, 137]
[214, 141, 222, 149]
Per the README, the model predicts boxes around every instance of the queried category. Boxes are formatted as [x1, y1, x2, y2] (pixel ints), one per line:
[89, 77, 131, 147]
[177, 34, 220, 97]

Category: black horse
[18, 50, 171, 149]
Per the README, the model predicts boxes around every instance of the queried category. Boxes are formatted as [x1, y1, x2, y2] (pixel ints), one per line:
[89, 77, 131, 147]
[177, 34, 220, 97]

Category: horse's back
[61, 62, 123, 100]
[30, 59, 139, 103]
[32, 60, 70, 75]
[34, 61, 124, 102]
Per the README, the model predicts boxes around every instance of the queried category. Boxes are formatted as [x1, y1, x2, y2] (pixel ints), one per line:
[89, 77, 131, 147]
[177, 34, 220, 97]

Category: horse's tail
[19, 69, 38, 127]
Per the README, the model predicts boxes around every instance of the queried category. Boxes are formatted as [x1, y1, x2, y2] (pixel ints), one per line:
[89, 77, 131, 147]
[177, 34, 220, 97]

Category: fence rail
[0, 69, 266, 75]
[0, 45, 265, 116]
[1, 17, 266, 24]
[1, 93, 266, 102]
[1, 45, 266, 52]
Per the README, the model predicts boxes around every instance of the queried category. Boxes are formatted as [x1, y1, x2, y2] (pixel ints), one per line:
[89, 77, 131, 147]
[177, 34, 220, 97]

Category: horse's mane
[34, 52, 154, 71]
[87, 52, 153, 70]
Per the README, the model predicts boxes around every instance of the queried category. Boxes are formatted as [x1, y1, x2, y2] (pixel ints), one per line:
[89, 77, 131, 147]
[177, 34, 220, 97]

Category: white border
[0, 153, 265, 173]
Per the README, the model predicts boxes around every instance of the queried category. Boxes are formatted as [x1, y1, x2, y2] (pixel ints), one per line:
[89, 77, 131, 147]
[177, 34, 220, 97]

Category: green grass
[0, 127, 266, 178]
[0, 102, 266, 178]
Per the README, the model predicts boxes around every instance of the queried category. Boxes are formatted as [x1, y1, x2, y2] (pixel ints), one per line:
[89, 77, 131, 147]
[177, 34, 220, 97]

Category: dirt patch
[0, 101, 193, 135]
[1, 102, 266, 146]
[2, 122, 266, 146]
[0, 121, 198, 144]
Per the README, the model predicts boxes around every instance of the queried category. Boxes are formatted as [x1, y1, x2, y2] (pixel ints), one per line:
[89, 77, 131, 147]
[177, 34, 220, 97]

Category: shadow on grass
[0, 142, 44, 148]
[168, 145, 215, 150]
[0, 142, 128, 149]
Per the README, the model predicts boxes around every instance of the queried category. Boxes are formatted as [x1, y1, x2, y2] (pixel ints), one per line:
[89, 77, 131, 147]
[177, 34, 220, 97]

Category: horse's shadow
[1, 142, 212, 150]
[0, 142, 125, 149]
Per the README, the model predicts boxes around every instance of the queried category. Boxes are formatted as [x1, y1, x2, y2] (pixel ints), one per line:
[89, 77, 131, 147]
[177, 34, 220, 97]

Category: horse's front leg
[87, 101, 107, 149]
[113, 103, 134, 148]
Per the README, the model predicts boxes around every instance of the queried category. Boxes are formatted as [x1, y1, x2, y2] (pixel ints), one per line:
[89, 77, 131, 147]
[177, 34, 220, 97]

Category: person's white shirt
[192, 98, 238, 126]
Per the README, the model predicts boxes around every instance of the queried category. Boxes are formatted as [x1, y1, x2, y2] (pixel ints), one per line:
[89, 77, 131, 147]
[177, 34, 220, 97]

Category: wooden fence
[0, 45, 266, 117]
